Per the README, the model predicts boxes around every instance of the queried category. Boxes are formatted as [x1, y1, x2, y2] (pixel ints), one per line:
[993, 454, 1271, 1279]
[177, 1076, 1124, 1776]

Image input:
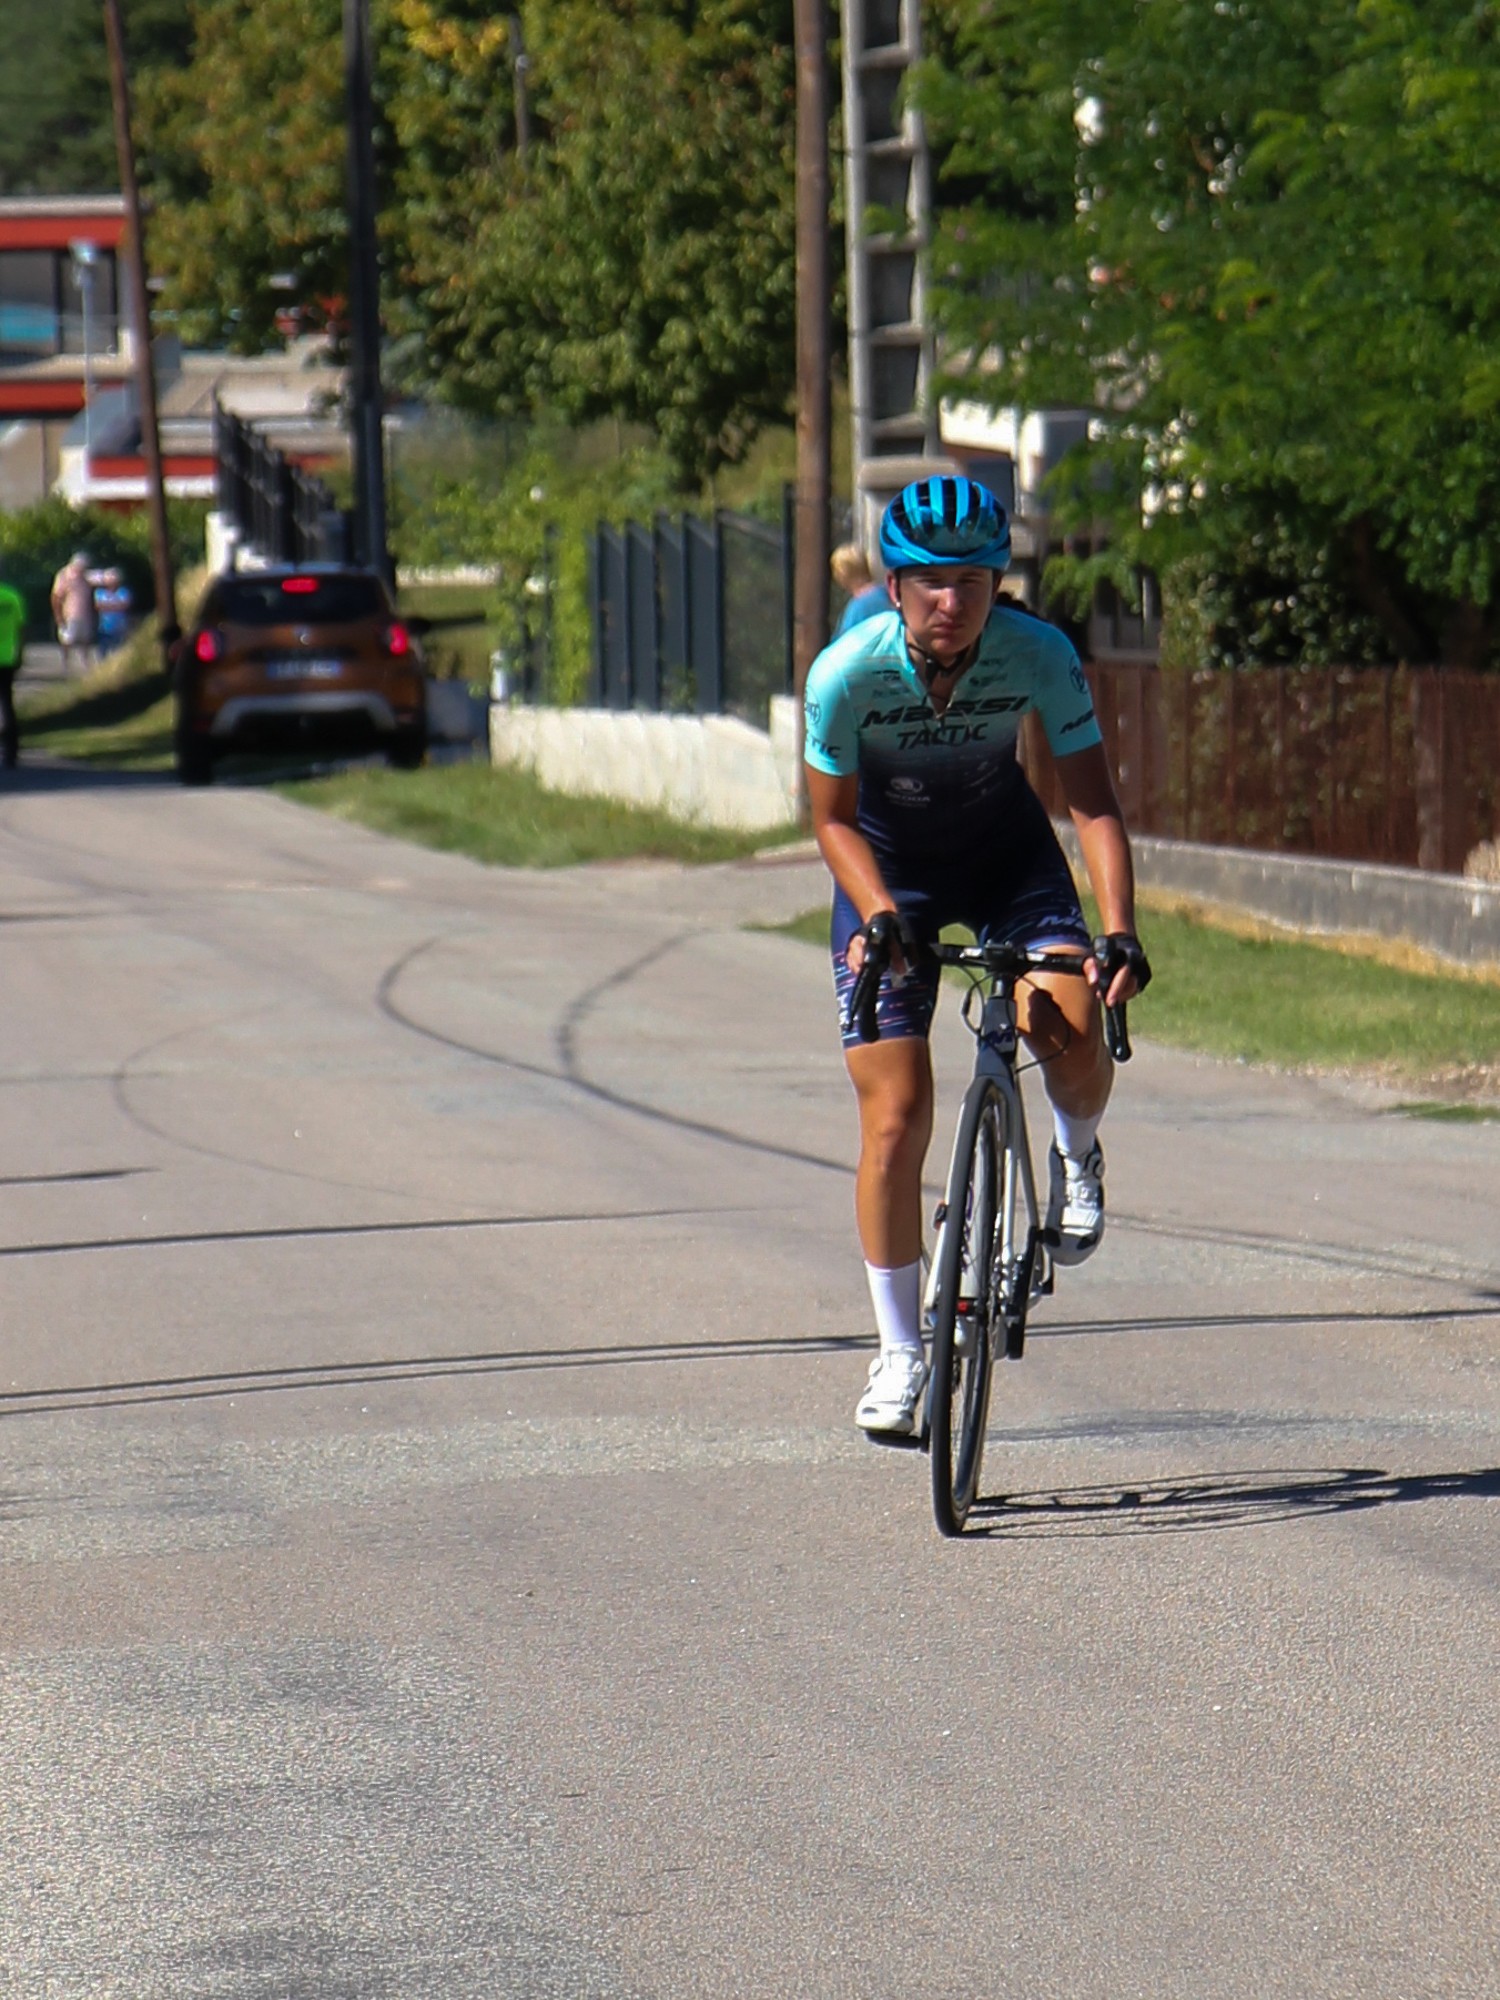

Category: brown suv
[173, 565, 428, 785]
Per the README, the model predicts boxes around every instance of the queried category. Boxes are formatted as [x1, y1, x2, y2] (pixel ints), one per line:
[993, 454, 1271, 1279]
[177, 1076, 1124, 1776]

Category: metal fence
[588, 501, 794, 722]
[214, 402, 350, 567]
[1022, 662, 1500, 875]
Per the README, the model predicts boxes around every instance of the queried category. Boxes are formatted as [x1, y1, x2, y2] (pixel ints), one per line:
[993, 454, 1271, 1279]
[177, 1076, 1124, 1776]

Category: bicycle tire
[927, 1079, 1003, 1536]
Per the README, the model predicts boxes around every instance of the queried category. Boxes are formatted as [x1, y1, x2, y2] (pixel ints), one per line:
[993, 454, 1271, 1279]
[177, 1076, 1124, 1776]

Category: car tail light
[193, 629, 223, 664]
[385, 621, 412, 658]
[281, 576, 319, 596]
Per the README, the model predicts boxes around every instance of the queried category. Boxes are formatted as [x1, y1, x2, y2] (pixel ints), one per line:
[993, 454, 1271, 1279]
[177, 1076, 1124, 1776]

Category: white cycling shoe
[855, 1348, 928, 1436]
[1046, 1141, 1105, 1265]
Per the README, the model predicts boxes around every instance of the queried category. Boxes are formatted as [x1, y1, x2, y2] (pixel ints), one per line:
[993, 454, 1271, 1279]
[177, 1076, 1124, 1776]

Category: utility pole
[102, 0, 178, 660]
[792, 0, 831, 827]
[508, 15, 531, 167]
[344, 0, 391, 584]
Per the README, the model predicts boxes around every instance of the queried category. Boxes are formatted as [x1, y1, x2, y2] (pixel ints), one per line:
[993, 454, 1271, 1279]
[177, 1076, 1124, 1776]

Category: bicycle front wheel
[927, 1080, 1004, 1537]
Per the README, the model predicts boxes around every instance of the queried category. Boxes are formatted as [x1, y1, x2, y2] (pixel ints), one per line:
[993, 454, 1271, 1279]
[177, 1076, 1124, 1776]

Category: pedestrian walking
[50, 551, 98, 674]
[0, 570, 26, 768]
[830, 543, 889, 638]
[94, 566, 134, 654]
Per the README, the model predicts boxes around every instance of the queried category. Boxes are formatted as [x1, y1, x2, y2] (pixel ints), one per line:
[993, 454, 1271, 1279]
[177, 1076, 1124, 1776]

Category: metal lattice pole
[840, 0, 953, 561]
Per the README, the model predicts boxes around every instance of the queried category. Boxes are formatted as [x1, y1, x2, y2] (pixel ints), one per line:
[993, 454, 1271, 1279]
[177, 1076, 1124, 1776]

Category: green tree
[137, 0, 798, 485]
[0, 0, 189, 195]
[140, 0, 350, 349]
[923, 0, 1500, 667]
[393, 0, 797, 486]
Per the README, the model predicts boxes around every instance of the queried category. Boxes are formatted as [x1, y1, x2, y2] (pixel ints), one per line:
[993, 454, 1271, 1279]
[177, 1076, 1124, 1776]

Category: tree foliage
[141, 0, 350, 350]
[922, 0, 1500, 667]
[0, 0, 189, 196]
[393, 0, 797, 484]
[137, 0, 797, 485]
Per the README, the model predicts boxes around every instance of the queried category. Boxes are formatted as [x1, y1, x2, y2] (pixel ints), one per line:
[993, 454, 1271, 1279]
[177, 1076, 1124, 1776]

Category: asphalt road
[1, 761, 1496, 1999]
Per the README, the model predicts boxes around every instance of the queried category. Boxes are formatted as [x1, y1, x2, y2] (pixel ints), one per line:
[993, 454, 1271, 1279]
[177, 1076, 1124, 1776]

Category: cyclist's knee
[1024, 997, 1109, 1094]
[863, 1092, 928, 1161]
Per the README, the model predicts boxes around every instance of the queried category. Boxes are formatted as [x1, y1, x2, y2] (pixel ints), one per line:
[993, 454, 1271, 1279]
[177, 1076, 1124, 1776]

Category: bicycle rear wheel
[927, 1080, 1003, 1536]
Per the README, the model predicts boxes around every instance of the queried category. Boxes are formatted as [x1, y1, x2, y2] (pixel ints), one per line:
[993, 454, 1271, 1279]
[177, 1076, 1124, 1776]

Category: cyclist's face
[889, 565, 998, 658]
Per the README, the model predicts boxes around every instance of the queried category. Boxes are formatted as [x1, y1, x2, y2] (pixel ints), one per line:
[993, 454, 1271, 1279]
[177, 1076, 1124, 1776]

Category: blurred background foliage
[11, 0, 1500, 670]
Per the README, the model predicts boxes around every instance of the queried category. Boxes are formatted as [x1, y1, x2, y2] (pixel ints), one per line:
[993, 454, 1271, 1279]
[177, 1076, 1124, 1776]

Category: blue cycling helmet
[879, 475, 1012, 573]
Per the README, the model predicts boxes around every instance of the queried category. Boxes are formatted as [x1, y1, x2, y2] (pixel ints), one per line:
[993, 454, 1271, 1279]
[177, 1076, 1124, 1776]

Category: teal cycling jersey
[803, 603, 1100, 869]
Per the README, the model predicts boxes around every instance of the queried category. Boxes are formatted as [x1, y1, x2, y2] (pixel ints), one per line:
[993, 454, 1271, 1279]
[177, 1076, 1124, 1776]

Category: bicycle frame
[970, 976, 1050, 1321]
[921, 973, 1050, 1364]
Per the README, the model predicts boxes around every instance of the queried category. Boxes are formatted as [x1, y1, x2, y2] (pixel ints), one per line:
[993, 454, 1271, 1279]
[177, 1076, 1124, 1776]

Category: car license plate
[266, 657, 344, 680]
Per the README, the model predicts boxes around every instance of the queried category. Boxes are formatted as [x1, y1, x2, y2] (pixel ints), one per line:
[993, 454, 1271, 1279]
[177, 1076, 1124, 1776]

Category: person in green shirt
[0, 573, 27, 768]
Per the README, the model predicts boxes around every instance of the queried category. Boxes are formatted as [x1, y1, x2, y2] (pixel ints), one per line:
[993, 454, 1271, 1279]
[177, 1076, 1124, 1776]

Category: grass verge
[767, 900, 1500, 1101]
[1120, 897, 1500, 1093]
[16, 625, 174, 769]
[1389, 1100, 1500, 1123]
[279, 761, 804, 868]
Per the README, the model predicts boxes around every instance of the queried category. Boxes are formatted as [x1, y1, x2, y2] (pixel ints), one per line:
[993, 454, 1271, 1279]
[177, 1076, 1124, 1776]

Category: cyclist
[804, 476, 1150, 1435]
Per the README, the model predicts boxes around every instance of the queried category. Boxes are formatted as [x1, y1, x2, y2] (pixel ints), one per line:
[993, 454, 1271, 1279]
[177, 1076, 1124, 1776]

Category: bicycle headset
[878, 475, 1012, 574]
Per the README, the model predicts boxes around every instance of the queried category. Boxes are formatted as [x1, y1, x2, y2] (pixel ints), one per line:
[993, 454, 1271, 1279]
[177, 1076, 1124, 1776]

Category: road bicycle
[847, 932, 1131, 1537]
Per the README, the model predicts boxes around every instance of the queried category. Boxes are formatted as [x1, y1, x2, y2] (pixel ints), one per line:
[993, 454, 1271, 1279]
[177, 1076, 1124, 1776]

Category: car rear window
[212, 575, 387, 625]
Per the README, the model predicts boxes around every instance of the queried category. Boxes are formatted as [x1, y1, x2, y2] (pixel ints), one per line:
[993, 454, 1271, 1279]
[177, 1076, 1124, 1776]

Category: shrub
[0, 497, 208, 641]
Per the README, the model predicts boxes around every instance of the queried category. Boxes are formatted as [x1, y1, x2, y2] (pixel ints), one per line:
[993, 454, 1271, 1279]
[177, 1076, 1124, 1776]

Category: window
[213, 575, 388, 626]
[0, 251, 59, 359]
[0, 247, 120, 361]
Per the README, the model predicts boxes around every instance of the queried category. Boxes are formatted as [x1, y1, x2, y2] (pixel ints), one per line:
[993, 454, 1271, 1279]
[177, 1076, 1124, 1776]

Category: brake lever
[1104, 1002, 1131, 1063]
[853, 959, 881, 1043]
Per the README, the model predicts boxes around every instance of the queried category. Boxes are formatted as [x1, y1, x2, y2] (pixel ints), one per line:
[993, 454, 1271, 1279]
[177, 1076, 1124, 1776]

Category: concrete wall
[1056, 825, 1500, 970]
[490, 695, 800, 833]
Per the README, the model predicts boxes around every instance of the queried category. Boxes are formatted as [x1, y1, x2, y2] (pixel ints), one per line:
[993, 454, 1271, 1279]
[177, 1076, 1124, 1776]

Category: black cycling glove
[1091, 932, 1153, 993]
[863, 909, 919, 964]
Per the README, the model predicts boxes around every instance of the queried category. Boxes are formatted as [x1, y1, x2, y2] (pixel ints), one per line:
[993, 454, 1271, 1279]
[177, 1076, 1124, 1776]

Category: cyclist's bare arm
[806, 765, 909, 973]
[1053, 743, 1142, 1006]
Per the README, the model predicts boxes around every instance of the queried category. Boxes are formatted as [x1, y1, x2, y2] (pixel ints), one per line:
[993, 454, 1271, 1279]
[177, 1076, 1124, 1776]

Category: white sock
[865, 1260, 923, 1359]
[1051, 1106, 1102, 1161]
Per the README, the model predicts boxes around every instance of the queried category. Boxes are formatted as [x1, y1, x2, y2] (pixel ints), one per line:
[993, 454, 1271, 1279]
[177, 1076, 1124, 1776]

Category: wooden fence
[1023, 664, 1500, 875]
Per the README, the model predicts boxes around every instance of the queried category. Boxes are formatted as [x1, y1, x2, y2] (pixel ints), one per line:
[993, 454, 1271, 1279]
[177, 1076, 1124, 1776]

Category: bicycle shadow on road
[967, 1465, 1500, 1539]
[1037, 1302, 1500, 1340]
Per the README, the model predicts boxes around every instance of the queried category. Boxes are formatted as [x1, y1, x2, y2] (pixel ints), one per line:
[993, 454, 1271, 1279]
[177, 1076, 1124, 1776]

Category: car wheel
[388, 728, 427, 771]
[175, 732, 214, 786]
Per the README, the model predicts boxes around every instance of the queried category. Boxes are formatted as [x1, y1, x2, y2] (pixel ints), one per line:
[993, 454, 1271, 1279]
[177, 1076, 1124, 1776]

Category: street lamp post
[102, 0, 178, 663]
[69, 239, 99, 482]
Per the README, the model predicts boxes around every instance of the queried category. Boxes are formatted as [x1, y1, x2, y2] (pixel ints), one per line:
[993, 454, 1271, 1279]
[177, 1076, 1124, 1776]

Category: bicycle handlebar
[844, 932, 1133, 1061]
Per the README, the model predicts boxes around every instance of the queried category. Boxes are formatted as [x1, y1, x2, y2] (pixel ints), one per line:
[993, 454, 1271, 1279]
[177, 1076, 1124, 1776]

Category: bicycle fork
[924, 991, 1051, 1355]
